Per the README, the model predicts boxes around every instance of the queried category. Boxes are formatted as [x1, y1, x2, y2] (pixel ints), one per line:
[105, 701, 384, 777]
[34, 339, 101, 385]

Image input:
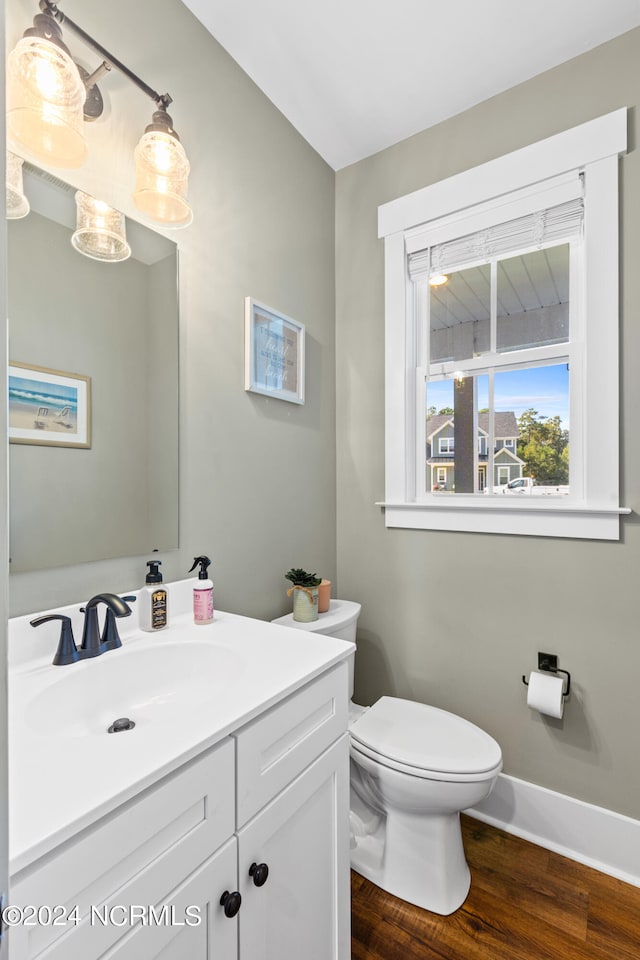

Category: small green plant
[285, 568, 322, 588]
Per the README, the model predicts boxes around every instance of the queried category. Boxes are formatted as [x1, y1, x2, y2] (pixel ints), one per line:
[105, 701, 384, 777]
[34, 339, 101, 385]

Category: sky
[427, 363, 570, 428]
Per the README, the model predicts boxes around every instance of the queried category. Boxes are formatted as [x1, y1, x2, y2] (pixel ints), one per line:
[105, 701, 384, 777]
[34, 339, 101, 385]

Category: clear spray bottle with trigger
[189, 555, 214, 625]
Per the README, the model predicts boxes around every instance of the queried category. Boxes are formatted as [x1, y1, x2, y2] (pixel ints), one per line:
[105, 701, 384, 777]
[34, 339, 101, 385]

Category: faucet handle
[101, 595, 136, 651]
[30, 614, 79, 666]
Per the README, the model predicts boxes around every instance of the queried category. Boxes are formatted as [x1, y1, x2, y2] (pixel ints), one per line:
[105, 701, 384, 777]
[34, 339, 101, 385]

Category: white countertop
[9, 584, 353, 875]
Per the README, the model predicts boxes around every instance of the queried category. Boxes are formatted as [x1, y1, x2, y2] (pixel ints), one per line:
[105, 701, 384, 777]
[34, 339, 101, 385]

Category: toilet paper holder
[522, 652, 571, 697]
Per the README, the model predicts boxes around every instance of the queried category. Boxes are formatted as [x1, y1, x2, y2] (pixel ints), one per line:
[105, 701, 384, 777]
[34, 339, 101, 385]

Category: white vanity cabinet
[234, 665, 350, 960]
[237, 737, 349, 960]
[94, 840, 239, 960]
[9, 662, 350, 960]
[9, 739, 238, 960]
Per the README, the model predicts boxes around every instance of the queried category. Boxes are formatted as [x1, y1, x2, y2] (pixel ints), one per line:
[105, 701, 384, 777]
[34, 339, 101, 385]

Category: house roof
[427, 414, 453, 438]
[494, 447, 526, 465]
[427, 411, 519, 439]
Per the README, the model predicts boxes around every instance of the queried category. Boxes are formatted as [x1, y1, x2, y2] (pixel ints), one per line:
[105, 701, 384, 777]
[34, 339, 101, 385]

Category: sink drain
[108, 717, 136, 734]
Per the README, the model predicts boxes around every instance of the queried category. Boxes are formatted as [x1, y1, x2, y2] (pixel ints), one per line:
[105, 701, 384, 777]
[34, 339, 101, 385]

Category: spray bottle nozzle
[189, 555, 212, 580]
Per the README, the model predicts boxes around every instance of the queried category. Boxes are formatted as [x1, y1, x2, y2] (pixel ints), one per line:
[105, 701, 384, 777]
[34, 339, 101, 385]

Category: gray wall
[335, 29, 640, 819]
[8, 212, 178, 571]
[7, 0, 337, 617]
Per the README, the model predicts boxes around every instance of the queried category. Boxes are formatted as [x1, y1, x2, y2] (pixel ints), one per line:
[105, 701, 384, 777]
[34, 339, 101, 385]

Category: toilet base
[350, 787, 471, 915]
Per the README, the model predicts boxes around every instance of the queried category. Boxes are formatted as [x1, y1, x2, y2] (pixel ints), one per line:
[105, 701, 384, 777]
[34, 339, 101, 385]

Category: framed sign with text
[244, 298, 305, 404]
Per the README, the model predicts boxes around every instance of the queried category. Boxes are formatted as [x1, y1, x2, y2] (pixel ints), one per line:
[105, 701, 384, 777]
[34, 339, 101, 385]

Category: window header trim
[378, 108, 627, 239]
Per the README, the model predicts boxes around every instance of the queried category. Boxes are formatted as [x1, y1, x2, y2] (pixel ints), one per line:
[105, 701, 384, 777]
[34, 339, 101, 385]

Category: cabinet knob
[249, 862, 269, 887]
[219, 890, 242, 917]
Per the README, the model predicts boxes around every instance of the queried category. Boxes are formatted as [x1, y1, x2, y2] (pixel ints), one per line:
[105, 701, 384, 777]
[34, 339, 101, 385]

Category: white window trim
[379, 109, 628, 540]
[438, 437, 454, 454]
[437, 467, 447, 485]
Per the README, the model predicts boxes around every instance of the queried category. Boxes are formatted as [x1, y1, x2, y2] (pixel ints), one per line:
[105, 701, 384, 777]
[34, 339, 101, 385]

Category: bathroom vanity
[8, 588, 353, 960]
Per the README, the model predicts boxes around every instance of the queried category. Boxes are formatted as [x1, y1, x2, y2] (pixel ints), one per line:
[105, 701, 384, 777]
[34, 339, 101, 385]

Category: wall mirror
[8, 164, 179, 573]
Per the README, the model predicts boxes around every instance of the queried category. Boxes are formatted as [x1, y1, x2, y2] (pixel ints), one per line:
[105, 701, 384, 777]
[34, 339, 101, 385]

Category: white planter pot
[292, 586, 319, 622]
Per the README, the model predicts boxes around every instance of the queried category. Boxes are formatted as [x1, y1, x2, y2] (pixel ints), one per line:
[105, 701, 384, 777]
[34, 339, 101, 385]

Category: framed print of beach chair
[8, 362, 91, 448]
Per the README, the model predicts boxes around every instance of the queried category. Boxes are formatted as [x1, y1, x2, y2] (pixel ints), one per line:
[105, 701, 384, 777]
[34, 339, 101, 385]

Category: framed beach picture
[244, 298, 305, 404]
[8, 362, 91, 448]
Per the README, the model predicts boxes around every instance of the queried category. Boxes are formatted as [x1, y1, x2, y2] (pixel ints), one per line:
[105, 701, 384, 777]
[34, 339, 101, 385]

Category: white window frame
[379, 109, 628, 540]
[436, 467, 447, 485]
[497, 466, 510, 486]
[438, 437, 454, 455]
[503, 439, 514, 450]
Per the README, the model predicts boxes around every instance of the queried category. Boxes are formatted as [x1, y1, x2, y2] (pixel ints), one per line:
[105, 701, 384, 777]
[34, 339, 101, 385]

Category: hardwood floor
[351, 815, 640, 960]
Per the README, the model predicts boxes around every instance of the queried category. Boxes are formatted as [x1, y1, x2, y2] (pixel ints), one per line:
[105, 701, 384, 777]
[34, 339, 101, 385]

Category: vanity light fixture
[6, 152, 31, 219]
[6, 0, 192, 227]
[6, 8, 88, 169]
[71, 191, 131, 262]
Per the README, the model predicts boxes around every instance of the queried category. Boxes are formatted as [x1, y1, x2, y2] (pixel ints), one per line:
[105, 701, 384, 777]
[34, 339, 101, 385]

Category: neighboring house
[427, 412, 525, 492]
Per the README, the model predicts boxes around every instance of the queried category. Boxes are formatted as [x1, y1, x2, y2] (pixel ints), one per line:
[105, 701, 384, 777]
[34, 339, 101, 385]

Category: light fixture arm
[39, 0, 173, 111]
[84, 60, 111, 89]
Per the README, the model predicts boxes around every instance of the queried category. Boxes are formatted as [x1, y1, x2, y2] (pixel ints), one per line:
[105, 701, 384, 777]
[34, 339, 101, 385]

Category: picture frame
[8, 362, 91, 448]
[244, 297, 305, 404]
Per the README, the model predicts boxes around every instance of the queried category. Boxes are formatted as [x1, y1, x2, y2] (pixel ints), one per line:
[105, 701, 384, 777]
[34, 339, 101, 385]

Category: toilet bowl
[271, 600, 502, 915]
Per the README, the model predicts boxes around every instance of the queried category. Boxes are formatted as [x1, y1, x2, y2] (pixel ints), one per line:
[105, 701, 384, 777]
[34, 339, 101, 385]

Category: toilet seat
[350, 696, 502, 783]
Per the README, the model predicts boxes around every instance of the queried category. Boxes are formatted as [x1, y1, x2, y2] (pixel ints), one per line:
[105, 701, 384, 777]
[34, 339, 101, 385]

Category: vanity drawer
[10, 738, 235, 960]
[235, 662, 348, 826]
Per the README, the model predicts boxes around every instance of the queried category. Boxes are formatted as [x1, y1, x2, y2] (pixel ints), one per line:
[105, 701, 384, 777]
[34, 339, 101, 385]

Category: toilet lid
[350, 696, 502, 776]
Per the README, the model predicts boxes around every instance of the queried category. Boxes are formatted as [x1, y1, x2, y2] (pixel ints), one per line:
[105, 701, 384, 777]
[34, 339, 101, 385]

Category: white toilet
[272, 599, 502, 915]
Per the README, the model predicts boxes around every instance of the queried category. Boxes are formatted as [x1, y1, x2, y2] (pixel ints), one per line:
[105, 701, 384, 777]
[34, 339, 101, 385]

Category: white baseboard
[466, 773, 640, 888]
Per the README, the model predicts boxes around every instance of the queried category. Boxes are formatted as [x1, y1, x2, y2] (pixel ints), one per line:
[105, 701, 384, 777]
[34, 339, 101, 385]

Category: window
[438, 437, 454, 455]
[379, 109, 627, 539]
[436, 467, 447, 486]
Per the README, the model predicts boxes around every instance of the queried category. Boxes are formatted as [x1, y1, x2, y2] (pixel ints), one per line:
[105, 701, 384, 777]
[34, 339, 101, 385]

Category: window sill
[376, 500, 630, 540]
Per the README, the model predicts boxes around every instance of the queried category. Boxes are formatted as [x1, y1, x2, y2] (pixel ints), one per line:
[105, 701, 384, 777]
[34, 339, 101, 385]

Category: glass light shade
[71, 192, 131, 262]
[6, 152, 30, 219]
[7, 35, 88, 169]
[133, 130, 192, 226]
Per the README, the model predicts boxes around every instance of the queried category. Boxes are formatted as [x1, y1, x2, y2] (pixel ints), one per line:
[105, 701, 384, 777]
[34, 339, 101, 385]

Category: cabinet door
[237, 735, 350, 960]
[10, 743, 235, 960]
[89, 838, 239, 960]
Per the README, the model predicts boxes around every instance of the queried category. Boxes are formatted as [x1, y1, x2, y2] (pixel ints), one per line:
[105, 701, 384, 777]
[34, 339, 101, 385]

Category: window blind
[408, 198, 584, 282]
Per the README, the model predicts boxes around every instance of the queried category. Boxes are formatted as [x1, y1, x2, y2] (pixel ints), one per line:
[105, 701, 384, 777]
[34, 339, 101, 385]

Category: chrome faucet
[31, 593, 134, 665]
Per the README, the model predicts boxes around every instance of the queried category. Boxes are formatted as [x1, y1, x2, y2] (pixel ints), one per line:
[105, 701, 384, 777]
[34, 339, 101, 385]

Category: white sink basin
[25, 640, 245, 738]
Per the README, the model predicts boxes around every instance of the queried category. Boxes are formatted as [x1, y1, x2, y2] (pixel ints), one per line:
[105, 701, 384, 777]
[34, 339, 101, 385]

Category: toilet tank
[271, 600, 361, 696]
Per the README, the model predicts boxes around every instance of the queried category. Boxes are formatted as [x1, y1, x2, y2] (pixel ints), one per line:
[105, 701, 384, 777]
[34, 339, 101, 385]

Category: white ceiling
[181, 0, 640, 170]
